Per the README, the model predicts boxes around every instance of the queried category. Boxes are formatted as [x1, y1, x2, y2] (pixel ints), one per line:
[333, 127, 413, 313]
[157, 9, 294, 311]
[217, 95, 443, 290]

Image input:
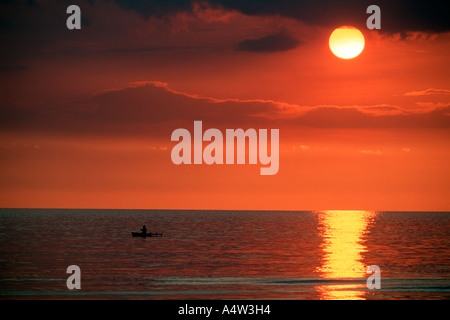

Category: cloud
[359, 149, 382, 156]
[404, 88, 450, 96]
[0, 81, 281, 135]
[358, 105, 408, 116]
[236, 32, 300, 52]
[2, 82, 450, 136]
[101, 45, 214, 54]
[112, 0, 450, 33]
[113, 0, 194, 19]
[88, 81, 281, 124]
[2, 0, 448, 67]
[287, 105, 450, 128]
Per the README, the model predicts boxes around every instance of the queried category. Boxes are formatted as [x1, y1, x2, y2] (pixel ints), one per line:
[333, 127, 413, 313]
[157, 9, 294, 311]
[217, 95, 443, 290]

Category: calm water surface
[0, 209, 449, 299]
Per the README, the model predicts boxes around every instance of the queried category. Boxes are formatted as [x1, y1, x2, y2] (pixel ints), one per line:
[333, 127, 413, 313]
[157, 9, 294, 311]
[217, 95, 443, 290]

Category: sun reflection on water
[316, 210, 375, 300]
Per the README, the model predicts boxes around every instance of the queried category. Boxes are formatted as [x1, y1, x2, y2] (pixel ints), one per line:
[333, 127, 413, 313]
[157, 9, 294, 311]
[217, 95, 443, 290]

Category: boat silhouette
[131, 231, 163, 238]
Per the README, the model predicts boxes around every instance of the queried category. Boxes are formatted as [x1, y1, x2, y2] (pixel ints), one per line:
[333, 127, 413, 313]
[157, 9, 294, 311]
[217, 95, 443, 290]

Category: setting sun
[329, 26, 365, 59]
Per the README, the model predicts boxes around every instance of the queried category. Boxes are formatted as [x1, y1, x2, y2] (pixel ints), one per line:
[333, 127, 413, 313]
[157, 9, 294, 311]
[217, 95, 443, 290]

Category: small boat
[132, 232, 163, 238]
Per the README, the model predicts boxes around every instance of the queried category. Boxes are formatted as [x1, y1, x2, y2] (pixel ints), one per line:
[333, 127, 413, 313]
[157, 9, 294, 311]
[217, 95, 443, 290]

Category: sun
[329, 26, 365, 60]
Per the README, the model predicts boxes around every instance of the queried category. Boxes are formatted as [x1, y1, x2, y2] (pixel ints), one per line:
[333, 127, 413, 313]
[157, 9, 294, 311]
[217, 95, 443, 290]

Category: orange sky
[1, 1, 449, 210]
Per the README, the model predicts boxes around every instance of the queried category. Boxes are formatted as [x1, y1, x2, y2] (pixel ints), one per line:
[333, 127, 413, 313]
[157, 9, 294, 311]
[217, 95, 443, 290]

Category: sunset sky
[1, 0, 449, 210]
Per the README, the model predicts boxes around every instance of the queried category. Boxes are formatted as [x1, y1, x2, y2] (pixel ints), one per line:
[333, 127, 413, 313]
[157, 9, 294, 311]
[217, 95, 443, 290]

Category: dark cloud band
[235, 32, 300, 53]
[114, 0, 450, 33]
[2, 82, 449, 136]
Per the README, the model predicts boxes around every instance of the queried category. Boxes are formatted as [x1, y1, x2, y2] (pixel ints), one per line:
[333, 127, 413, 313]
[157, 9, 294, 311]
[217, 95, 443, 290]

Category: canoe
[132, 232, 163, 238]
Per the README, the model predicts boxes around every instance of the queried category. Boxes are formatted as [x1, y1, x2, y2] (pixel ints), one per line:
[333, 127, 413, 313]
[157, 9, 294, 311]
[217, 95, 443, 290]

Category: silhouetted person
[141, 225, 147, 235]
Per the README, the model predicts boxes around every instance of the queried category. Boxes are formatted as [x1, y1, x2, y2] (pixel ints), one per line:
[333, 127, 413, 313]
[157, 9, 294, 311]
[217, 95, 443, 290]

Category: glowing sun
[329, 26, 365, 59]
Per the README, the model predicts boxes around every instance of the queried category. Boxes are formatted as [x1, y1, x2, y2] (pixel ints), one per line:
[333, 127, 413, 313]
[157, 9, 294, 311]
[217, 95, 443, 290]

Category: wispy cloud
[404, 88, 450, 96]
[359, 149, 382, 156]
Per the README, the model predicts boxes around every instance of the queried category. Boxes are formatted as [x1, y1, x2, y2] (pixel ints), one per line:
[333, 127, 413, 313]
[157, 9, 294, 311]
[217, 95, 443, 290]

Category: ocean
[0, 209, 449, 300]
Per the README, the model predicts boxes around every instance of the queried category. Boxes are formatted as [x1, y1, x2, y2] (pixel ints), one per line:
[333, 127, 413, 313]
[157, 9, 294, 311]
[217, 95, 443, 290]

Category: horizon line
[1, 207, 449, 213]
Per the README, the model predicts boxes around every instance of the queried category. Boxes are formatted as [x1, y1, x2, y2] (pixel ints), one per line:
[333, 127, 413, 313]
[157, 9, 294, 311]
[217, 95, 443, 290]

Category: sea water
[0, 209, 448, 299]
